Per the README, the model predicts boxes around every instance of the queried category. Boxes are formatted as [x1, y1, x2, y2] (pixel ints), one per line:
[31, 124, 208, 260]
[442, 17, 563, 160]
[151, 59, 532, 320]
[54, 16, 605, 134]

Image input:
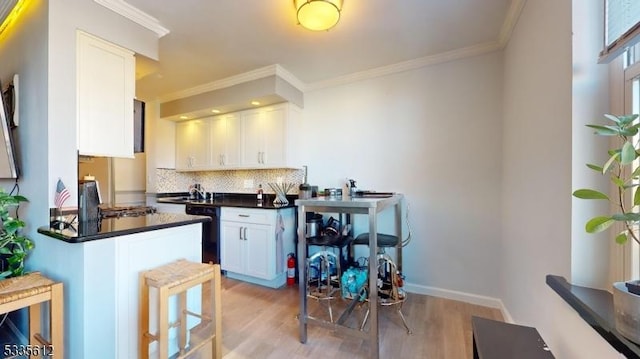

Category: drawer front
[220, 207, 276, 225]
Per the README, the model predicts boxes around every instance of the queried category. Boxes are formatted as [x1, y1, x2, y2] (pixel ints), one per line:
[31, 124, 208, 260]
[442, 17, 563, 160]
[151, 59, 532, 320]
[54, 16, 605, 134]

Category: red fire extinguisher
[287, 253, 296, 286]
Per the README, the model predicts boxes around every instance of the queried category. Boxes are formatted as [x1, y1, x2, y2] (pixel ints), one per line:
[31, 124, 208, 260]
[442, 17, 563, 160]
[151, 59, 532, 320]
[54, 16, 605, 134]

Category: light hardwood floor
[217, 277, 503, 359]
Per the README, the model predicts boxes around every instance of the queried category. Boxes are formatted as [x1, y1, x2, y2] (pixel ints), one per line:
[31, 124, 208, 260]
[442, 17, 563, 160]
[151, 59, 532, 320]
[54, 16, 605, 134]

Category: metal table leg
[297, 204, 308, 343]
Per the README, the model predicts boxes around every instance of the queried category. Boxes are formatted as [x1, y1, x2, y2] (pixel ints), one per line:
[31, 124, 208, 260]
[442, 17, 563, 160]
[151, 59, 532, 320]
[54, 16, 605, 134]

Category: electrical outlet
[244, 179, 254, 189]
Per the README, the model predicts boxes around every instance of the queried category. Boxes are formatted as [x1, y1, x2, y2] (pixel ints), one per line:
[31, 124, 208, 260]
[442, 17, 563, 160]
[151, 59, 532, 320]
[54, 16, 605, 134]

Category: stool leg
[179, 291, 187, 355]
[397, 305, 412, 334]
[139, 273, 150, 358]
[212, 265, 222, 359]
[158, 286, 169, 359]
[50, 282, 64, 358]
[28, 302, 41, 359]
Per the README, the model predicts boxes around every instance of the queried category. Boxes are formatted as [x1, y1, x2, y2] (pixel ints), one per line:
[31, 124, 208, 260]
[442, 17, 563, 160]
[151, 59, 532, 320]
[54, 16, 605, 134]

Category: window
[620, 43, 640, 280]
[601, 0, 640, 63]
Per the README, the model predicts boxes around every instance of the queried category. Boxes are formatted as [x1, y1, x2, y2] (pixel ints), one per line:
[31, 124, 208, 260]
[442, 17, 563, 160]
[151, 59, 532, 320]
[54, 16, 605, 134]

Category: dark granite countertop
[546, 274, 640, 358]
[157, 192, 297, 210]
[38, 213, 211, 243]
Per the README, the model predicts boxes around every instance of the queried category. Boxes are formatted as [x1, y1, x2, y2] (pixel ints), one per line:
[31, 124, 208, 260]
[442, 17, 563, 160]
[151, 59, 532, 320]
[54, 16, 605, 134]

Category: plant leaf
[622, 141, 637, 164]
[586, 216, 615, 233]
[586, 124, 619, 136]
[612, 213, 640, 221]
[587, 163, 604, 172]
[612, 176, 625, 188]
[618, 114, 639, 125]
[616, 232, 629, 244]
[602, 152, 620, 174]
[573, 189, 609, 200]
[634, 188, 640, 206]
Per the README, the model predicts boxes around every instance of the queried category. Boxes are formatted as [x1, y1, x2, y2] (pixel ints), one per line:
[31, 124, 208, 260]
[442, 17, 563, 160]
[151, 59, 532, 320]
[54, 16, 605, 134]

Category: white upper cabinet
[240, 103, 301, 169]
[77, 31, 135, 158]
[174, 103, 301, 171]
[175, 119, 211, 171]
[210, 113, 241, 169]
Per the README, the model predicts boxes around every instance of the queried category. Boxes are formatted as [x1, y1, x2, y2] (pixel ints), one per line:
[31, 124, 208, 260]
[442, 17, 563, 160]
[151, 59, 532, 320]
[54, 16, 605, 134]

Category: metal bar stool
[0, 272, 64, 358]
[352, 203, 412, 334]
[139, 259, 222, 359]
[360, 253, 411, 334]
[306, 249, 340, 322]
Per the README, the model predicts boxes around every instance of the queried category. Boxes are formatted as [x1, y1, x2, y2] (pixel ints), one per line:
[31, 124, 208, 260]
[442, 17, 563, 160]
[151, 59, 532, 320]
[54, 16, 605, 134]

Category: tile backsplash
[154, 168, 305, 194]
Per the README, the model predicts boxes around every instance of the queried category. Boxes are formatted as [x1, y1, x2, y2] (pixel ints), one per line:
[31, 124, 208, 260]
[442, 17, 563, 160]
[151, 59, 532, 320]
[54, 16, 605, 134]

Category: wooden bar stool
[139, 259, 222, 359]
[0, 272, 64, 359]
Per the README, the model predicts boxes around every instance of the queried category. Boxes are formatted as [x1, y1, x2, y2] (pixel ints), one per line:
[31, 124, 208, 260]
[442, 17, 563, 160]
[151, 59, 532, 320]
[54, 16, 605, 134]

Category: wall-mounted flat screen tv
[0, 79, 19, 179]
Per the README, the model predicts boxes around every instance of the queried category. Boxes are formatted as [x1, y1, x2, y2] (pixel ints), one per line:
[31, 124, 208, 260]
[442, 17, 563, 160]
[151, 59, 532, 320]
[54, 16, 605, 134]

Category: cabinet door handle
[238, 214, 250, 218]
[239, 226, 244, 240]
[261, 152, 264, 164]
[244, 227, 248, 240]
[222, 154, 226, 165]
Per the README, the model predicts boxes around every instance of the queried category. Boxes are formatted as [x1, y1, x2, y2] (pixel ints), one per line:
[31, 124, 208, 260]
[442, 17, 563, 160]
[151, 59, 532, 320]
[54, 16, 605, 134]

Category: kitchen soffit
[159, 74, 303, 121]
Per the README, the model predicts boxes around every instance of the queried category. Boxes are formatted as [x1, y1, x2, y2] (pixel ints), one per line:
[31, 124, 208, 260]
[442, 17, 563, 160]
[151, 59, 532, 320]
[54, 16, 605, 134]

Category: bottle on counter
[257, 184, 264, 203]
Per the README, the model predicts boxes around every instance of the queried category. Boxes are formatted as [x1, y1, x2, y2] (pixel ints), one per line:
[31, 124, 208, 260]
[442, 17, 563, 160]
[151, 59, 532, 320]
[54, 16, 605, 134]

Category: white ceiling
[120, 0, 519, 101]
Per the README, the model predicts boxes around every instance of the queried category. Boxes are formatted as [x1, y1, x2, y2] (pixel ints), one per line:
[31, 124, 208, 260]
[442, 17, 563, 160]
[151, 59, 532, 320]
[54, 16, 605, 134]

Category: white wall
[502, 1, 622, 357]
[571, 0, 612, 289]
[0, 0, 49, 232]
[300, 51, 504, 298]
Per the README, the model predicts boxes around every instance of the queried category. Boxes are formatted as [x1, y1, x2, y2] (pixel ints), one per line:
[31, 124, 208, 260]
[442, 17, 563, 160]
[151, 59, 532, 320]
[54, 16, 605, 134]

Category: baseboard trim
[405, 282, 514, 323]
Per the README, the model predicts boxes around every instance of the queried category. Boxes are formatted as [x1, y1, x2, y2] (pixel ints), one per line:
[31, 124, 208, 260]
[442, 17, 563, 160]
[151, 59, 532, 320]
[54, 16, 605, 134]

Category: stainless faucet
[189, 183, 205, 200]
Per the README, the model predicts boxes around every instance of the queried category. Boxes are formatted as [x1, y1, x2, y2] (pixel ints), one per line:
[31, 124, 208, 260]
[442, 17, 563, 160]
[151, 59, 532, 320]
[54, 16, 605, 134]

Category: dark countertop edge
[156, 191, 189, 198]
[546, 274, 640, 358]
[157, 192, 297, 209]
[37, 215, 211, 244]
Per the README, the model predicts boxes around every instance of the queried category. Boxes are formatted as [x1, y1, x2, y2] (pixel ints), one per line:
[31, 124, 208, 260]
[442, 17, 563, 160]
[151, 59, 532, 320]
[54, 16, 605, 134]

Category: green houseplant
[0, 190, 32, 279]
[573, 114, 640, 244]
[573, 113, 640, 343]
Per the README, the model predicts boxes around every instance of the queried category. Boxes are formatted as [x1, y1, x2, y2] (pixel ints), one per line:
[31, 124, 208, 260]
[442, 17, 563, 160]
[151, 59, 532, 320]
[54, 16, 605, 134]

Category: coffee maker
[78, 180, 101, 221]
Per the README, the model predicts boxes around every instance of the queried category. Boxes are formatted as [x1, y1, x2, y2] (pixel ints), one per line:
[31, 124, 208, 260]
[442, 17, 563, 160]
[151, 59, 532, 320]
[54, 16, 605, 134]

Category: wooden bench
[472, 316, 554, 359]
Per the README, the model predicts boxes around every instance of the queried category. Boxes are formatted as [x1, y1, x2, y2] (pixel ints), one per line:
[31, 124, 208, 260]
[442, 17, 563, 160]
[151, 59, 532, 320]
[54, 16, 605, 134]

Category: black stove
[99, 206, 157, 219]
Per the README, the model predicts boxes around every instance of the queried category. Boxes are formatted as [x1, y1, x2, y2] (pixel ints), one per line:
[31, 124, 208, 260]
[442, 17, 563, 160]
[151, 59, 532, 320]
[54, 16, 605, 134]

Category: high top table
[295, 194, 404, 359]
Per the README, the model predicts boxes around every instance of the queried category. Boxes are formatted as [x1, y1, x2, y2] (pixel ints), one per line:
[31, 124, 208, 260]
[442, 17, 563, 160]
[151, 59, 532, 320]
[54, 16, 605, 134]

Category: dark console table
[472, 316, 554, 358]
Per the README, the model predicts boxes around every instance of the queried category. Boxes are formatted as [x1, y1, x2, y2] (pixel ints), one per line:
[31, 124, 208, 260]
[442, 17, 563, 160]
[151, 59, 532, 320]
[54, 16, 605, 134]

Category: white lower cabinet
[220, 206, 295, 288]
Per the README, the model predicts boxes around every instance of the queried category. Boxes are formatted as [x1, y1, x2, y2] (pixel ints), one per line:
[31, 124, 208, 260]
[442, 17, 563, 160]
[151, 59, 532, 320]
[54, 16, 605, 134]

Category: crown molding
[159, 65, 279, 102]
[498, 0, 526, 47]
[274, 65, 308, 92]
[305, 41, 503, 91]
[94, 0, 170, 37]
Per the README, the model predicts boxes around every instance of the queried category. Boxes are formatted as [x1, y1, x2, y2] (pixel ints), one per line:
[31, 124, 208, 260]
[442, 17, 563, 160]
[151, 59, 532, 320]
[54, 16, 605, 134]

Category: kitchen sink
[158, 196, 192, 204]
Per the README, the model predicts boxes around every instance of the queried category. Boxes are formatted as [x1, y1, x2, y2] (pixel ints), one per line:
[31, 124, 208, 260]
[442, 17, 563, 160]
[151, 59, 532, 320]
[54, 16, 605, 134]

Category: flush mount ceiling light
[294, 0, 342, 31]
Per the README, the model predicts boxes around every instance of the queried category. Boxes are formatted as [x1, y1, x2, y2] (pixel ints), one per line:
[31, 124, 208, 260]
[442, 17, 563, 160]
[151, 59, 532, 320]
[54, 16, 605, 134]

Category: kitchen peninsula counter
[35, 212, 208, 358]
[38, 212, 210, 243]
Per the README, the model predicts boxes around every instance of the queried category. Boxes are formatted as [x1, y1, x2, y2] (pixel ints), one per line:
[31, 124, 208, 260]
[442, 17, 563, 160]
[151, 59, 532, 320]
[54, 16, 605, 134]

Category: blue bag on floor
[341, 266, 368, 301]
